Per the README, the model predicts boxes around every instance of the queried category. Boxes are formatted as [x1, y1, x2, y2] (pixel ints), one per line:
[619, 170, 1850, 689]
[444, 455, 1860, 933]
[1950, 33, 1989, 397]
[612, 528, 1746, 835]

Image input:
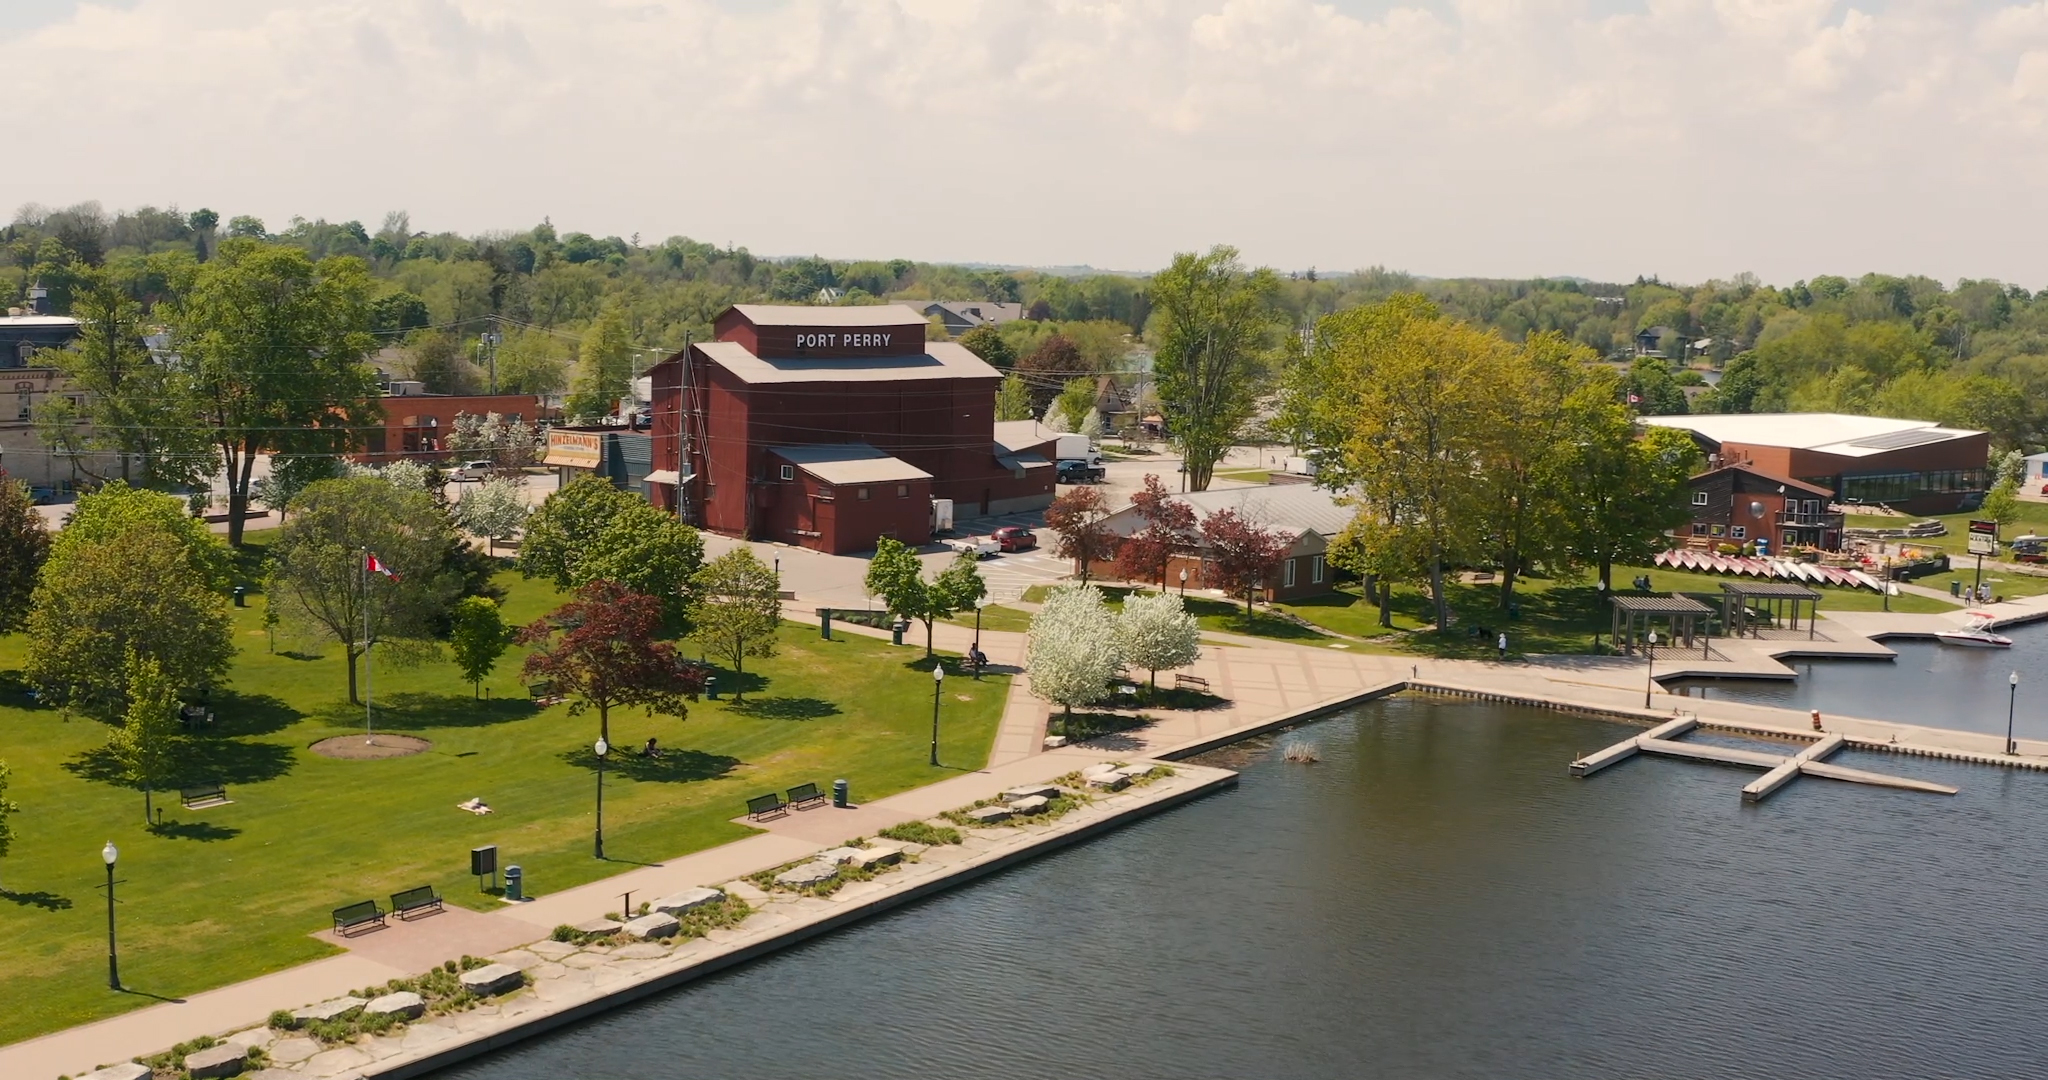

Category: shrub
[877, 820, 962, 846]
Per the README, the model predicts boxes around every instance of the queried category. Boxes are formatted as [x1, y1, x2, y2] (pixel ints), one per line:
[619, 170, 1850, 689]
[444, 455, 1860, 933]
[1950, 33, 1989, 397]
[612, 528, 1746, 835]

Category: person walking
[1497, 632, 1508, 660]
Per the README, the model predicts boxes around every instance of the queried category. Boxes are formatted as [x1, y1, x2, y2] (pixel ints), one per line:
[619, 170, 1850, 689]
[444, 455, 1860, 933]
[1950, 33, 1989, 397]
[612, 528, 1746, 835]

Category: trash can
[833, 778, 849, 808]
[820, 610, 833, 640]
[1951, 580, 1962, 598]
[232, 585, 246, 608]
[706, 676, 719, 701]
[504, 865, 523, 902]
[892, 620, 908, 646]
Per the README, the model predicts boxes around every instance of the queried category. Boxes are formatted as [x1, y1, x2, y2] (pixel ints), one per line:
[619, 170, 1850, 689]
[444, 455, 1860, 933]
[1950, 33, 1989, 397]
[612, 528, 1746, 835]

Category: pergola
[1610, 595, 1714, 656]
[1720, 582, 1823, 639]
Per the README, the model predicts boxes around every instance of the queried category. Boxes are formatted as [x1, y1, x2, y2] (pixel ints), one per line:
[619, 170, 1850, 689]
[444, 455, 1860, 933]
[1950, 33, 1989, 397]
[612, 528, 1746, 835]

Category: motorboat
[1935, 612, 2013, 649]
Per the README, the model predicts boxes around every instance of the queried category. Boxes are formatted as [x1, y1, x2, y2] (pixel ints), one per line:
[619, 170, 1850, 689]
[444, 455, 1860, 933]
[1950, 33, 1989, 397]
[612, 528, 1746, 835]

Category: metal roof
[730, 304, 926, 327]
[1100, 483, 1352, 539]
[697, 340, 1000, 384]
[1719, 582, 1822, 599]
[1643, 413, 1982, 458]
[993, 419, 1064, 455]
[1609, 595, 1714, 614]
[769, 444, 933, 485]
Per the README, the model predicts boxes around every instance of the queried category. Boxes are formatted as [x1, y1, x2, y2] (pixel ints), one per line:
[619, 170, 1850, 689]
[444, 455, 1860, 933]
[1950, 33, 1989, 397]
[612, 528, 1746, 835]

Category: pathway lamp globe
[930, 663, 945, 767]
[974, 596, 990, 652]
[593, 737, 609, 860]
[102, 841, 120, 990]
[1179, 567, 1189, 597]
[1644, 630, 1659, 709]
[2007, 671, 2020, 756]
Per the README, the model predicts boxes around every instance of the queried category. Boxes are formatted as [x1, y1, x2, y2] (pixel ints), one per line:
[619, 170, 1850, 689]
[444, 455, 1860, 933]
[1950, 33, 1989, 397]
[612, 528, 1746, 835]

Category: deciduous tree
[958, 325, 1016, 369]
[107, 652, 183, 824]
[518, 581, 703, 742]
[1199, 509, 1291, 617]
[1148, 246, 1280, 491]
[688, 548, 782, 699]
[1116, 591, 1200, 688]
[0, 473, 50, 634]
[994, 374, 1033, 421]
[1045, 486, 1115, 583]
[863, 540, 982, 658]
[455, 478, 530, 555]
[448, 596, 509, 699]
[565, 305, 636, 422]
[253, 453, 345, 520]
[53, 481, 234, 590]
[1112, 474, 1193, 587]
[1025, 584, 1121, 723]
[520, 476, 704, 626]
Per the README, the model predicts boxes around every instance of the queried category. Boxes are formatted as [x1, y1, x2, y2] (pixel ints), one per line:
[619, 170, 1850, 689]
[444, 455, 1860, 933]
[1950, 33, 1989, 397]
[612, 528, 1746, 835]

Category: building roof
[696, 339, 1000, 384]
[769, 443, 933, 485]
[917, 301, 1025, 327]
[1720, 581, 1822, 600]
[0, 315, 81, 328]
[1102, 483, 1351, 539]
[1687, 463, 1834, 499]
[993, 419, 1065, 455]
[1644, 413, 1984, 458]
[729, 304, 926, 328]
[1609, 595, 1714, 615]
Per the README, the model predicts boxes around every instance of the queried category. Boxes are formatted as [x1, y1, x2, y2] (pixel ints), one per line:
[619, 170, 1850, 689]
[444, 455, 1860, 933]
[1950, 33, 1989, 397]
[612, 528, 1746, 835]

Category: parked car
[1057, 459, 1105, 484]
[450, 459, 495, 482]
[993, 525, 1037, 552]
[945, 535, 1000, 558]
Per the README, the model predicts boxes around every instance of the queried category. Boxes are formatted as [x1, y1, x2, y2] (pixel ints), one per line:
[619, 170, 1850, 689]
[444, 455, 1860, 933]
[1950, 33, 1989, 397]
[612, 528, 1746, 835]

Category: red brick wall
[356, 393, 543, 463]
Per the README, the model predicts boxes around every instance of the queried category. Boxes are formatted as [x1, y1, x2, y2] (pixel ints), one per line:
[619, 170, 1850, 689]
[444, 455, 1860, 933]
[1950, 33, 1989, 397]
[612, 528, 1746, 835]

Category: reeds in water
[1281, 738, 1321, 764]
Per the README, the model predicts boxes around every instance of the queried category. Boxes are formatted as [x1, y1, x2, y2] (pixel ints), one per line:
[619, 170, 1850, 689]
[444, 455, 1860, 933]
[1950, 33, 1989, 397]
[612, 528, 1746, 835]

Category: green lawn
[1845, 507, 2048, 557]
[1903, 567, 2048, 601]
[0, 568, 1005, 1046]
[1213, 469, 1273, 485]
[1020, 583, 1326, 640]
[941, 604, 1034, 635]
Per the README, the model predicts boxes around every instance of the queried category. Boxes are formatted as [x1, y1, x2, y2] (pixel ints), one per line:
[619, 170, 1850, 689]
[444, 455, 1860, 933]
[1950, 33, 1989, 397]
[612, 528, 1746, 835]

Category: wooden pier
[1570, 723, 1957, 801]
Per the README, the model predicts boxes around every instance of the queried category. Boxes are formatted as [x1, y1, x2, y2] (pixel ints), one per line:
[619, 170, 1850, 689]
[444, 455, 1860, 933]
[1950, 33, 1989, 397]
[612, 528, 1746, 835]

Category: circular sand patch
[310, 733, 432, 760]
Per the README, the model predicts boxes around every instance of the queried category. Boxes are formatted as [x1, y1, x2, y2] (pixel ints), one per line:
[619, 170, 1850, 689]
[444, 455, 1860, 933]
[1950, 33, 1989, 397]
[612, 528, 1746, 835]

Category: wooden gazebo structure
[1720, 582, 1822, 639]
[1610, 595, 1714, 656]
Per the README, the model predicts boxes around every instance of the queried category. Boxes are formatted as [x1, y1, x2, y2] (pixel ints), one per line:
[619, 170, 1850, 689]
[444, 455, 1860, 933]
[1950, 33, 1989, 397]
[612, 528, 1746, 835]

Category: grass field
[941, 604, 1034, 635]
[1845, 507, 2048, 556]
[0, 566, 1005, 1046]
[1020, 583, 1327, 640]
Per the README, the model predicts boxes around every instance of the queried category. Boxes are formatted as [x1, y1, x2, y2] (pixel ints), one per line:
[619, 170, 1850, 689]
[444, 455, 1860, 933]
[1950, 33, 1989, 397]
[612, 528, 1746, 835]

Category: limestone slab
[723, 880, 770, 902]
[224, 1026, 273, 1051]
[622, 911, 681, 940]
[291, 996, 366, 1023]
[812, 846, 863, 865]
[611, 941, 669, 959]
[572, 917, 623, 936]
[401, 1022, 460, 1052]
[459, 962, 525, 996]
[1042, 735, 1069, 748]
[847, 842, 905, 869]
[774, 860, 839, 888]
[1113, 764, 1157, 781]
[365, 990, 426, 1019]
[526, 938, 580, 959]
[1084, 773, 1129, 791]
[964, 804, 1013, 824]
[1081, 761, 1120, 777]
[1004, 783, 1061, 801]
[301, 1045, 374, 1078]
[244, 1071, 302, 1080]
[266, 1036, 322, 1064]
[1005, 794, 1051, 815]
[80, 1064, 151, 1080]
[651, 886, 724, 915]
[184, 1041, 249, 1079]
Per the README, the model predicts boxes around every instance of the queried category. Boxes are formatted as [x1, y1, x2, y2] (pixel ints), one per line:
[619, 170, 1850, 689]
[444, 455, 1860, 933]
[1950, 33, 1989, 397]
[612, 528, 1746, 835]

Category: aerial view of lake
[432, 696, 2048, 1080]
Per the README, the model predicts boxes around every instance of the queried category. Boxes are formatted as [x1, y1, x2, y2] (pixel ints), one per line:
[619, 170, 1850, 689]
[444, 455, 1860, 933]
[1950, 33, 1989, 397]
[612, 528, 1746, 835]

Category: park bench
[527, 680, 557, 699]
[332, 899, 386, 936]
[390, 885, 443, 920]
[786, 782, 827, 811]
[180, 784, 229, 809]
[1175, 674, 1210, 692]
[746, 792, 788, 821]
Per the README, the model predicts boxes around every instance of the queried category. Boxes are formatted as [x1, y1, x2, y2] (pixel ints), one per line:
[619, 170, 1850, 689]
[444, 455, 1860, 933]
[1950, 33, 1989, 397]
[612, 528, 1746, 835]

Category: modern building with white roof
[1643, 413, 1990, 513]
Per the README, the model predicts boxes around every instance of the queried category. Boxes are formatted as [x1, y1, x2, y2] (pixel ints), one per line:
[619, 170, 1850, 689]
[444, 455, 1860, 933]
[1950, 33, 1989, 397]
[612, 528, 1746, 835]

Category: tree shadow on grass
[1132, 686, 1228, 712]
[0, 889, 73, 911]
[1049, 711, 1153, 742]
[559, 746, 740, 784]
[728, 697, 841, 721]
[149, 820, 241, 842]
[0, 668, 53, 712]
[63, 737, 295, 788]
[701, 669, 768, 700]
[205, 691, 301, 737]
[339, 691, 538, 730]
[277, 651, 324, 662]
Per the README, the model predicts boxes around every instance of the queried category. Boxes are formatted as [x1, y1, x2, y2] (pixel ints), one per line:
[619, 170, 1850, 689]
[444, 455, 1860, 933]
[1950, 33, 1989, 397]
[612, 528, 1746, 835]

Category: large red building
[647, 304, 1057, 554]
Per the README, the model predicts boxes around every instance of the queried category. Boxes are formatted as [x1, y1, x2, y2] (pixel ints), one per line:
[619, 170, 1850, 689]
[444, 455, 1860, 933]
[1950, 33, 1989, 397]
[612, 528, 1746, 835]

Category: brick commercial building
[356, 390, 547, 464]
[1643, 413, 1990, 515]
[1091, 483, 1350, 602]
[1677, 464, 1841, 553]
[648, 304, 1056, 554]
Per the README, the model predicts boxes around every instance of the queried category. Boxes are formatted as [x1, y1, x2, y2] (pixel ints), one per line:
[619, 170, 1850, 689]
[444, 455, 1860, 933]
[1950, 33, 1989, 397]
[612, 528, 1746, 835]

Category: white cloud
[8, 0, 2047, 284]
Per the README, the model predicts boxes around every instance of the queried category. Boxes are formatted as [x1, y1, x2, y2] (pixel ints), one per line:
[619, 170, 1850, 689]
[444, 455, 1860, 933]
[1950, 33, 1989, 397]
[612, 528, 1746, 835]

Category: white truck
[945, 535, 999, 558]
[930, 498, 955, 535]
[1053, 434, 1103, 468]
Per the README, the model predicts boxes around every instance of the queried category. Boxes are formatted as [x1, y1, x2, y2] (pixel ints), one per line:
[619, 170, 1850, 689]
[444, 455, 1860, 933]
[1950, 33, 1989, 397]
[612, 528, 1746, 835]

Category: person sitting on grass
[643, 736, 662, 759]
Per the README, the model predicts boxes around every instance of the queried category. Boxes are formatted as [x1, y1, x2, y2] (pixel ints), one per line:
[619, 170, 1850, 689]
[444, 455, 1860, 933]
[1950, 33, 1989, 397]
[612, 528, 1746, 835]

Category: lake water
[1670, 622, 2048, 739]
[432, 697, 2048, 1080]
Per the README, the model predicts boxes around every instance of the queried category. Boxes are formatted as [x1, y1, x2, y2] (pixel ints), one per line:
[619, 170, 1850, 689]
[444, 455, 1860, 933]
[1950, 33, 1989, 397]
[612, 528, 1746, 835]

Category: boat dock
[1568, 721, 1958, 801]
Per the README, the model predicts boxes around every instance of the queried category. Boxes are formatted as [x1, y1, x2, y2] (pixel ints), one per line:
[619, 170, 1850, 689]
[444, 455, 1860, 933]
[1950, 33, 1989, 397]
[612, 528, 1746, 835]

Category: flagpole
[363, 546, 374, 746]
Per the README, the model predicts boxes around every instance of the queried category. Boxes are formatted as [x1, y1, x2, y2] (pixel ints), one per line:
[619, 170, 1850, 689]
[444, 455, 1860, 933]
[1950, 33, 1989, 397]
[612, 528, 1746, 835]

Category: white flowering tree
[1116, 590, 1201, 690]
[1025, 584, 1122, 725]
[1078, 407, 1104, 440]
[456, 478, 531, 555]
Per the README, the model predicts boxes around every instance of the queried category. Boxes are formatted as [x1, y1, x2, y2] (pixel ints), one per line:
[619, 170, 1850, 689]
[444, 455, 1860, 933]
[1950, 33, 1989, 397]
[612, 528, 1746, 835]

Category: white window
[1284, 559, 1297, 587]
[779, 464, 795, 481]
[857, 487, 870, 501]
[1732, 526, 1747, 540]
[897, 484, 908, 498]
[1311, 555, 1325, 584]
[1692, 490, 1709, 506]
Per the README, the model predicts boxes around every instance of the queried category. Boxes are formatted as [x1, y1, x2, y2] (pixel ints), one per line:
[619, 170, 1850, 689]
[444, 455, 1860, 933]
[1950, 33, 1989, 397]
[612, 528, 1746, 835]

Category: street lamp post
[1178, 566, 1188, 597]
[1594, 579, 1607, 652]
[102, 841, 120, 990]
[1643, 629, 1659, 709]
[972, 597, 989, 679]
[930, 664, 944, 767]
[593, 738, 609, 859]
[2007, 671, 2020, 755]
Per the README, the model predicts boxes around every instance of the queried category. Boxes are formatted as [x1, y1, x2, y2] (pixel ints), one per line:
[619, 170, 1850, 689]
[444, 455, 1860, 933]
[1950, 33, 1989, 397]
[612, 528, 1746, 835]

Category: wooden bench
[180, 784, 229, 809]
[390, 885, 443, 920]
[332, 899, 386, 936]
[526, 680, 557, 699]
[786, 782, 827, 811]
[746, 792, 788, 821]
[1174, 674, 1210, 692]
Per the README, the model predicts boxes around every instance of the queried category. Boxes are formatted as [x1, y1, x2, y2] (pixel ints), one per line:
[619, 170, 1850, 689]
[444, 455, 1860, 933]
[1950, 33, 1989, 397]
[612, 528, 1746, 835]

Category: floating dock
[1570, 724, 1958, 802]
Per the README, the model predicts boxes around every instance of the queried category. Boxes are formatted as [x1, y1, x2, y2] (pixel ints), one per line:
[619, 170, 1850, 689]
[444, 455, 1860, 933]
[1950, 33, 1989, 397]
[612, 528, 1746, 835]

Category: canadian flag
[366, 553, 400, 581]
[1627, 393, 1642, 404]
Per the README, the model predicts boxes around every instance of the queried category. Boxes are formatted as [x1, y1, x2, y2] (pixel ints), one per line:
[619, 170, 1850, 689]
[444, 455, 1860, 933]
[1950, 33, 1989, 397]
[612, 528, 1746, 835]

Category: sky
[5, 0, 2047, 285]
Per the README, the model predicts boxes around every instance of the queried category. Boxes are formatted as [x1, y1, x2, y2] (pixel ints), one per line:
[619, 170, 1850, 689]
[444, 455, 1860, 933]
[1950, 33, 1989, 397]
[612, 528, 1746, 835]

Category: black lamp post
[1178, 566, 1188, 597]
[1594, 580, 1607, 652]
[1643, 629, 1659, 709]
[972, 598, 989, 679]
[2007, 671, 2020, 755]
[593, 737, 609, 859]
[930, 664, 944, 767]
[102, 840, 120, 990]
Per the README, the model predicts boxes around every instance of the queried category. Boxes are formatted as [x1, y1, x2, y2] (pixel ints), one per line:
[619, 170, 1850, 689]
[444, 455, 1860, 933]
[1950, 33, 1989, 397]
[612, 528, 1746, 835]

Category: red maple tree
[1113, 473, 1195, 587]
[1199, 509, 1292, 616]
[518, 580, 704, 742]
[1044, 485, 1115, 583]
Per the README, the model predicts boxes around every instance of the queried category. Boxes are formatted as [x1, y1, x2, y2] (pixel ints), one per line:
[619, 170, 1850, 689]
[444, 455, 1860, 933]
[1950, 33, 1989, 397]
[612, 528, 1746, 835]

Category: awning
[644, 469, 688, 485]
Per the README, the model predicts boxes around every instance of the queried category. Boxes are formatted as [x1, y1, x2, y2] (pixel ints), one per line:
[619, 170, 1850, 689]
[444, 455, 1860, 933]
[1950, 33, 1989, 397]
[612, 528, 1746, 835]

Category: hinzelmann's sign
[1968, 518, 1999, 556]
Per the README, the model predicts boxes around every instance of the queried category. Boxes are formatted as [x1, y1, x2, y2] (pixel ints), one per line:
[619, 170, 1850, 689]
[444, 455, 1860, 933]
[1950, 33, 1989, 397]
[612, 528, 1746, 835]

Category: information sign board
[1968, 519, 1999, 556]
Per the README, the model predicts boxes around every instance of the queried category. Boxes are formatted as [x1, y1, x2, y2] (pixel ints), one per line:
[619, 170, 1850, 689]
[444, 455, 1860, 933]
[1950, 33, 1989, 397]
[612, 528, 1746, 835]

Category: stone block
[623, 911, 681, 940]
[572, 917, 623, 936]
[1113, 764, 1157, 781]
[266, 1037, 321, 1065]
[964, 804, 1013, 824]
[774, 860, 840, 888]
[1081, 762, 1120, 778]
[812, 846, 863, 865]
[1005, 794, 1051, 815]
[1004, 784, 1060, 801]
[80, 1064, 151, 1080]
[847, 842, 905, 869]
[459, 962, 525, 997]
[651, 886, 724, 916]
[1042, 735, 1069, 749]
[364, 990, 426, 1020]
[1085, 773, 1129, 791]
[184, 1042, 249, 1079]
[291, 996, 366, 1023]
